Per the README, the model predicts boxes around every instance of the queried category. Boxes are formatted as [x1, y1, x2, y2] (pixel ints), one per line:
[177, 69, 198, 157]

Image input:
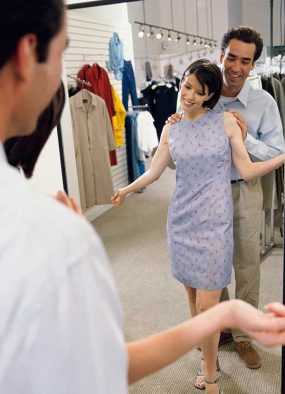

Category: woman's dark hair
[221, 27, 263, 63]
[181, 59, 223, 109]
[0, 0, 64, 70]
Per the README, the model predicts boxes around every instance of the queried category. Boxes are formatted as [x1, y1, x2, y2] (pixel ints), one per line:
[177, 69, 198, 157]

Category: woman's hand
[111, 189, 127, 206]
[228, 300, 285, 347]
[165, 112, 183, 126]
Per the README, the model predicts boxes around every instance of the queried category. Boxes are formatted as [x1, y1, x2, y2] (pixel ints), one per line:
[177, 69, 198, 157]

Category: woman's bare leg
[184, 286, 197, 317]
[196, 289, 222, 394]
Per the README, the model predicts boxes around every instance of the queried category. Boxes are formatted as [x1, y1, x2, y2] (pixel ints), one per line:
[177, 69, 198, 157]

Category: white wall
[240, 0, 285, 48]
[228, 0, 242, 28]
[128, 0, 228, 87]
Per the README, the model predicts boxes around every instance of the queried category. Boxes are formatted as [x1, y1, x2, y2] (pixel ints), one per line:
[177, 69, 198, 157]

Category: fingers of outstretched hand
[265, 303, 285, 317]
[70, 197, 82, 215]
[56, 191, 72, 208]
[56, 191, 83, 215]
[111, 192, 121, 205]
[250, 330, 285, 347]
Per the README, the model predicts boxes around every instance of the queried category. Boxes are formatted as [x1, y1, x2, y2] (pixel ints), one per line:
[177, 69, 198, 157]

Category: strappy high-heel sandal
[205, 377, 222, 394]
[194, 358, 221, 390]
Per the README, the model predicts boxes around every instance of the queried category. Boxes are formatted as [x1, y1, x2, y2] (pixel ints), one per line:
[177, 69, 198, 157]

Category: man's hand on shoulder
[227, 110, 247, 140]
[165, 112, 183, 126]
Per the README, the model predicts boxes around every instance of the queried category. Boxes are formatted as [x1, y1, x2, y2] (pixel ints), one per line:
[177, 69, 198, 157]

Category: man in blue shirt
[218, 27, 285, 370]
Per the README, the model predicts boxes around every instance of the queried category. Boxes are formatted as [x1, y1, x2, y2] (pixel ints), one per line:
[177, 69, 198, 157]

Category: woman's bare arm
[112, 125, 172, 205]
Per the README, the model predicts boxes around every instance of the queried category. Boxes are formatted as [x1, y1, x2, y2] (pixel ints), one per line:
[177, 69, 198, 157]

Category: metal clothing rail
[128, 104, 149, 110]
[67, 0, 141, 10]
[67, 74, 92, 87]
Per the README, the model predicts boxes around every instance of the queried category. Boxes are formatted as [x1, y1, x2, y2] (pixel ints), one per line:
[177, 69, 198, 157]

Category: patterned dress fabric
[167, 111, 233, 290]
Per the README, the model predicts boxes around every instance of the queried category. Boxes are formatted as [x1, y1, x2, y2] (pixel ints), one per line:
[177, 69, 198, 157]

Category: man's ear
[13, 34, 37, 81]
[220, 51, 225, 64]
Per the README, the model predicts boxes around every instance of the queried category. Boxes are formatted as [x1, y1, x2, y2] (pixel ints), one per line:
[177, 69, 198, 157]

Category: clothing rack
[128, 104, 149, 110]
[67, 74, 91, 87]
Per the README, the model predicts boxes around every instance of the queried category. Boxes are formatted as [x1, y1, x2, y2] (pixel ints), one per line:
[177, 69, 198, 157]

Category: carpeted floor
[93, 167, 283, 394]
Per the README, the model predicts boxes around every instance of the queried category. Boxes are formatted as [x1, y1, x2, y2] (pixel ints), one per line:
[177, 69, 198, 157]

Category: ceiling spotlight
[193, 38, 197, 46]
[168, 31, 172, 41]
[186, 36, 191, 45]
[138, 25, 145, 38]
[200, 38, 204, 46]
[175, 33, 181, 42]
[204, 41, 209, 48]
[147, 27, 154, 39]
[156, 30, 163, 40]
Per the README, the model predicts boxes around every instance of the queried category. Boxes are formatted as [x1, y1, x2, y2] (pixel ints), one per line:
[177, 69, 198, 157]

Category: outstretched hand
[230, 300, 285, 347]
[111, 189, 126, 206]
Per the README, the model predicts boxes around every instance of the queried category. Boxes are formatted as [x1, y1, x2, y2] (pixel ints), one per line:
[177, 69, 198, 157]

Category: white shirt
[216, 80, 285, 180]
[137, 111, 158, 155]
[0, 145, 128, 393]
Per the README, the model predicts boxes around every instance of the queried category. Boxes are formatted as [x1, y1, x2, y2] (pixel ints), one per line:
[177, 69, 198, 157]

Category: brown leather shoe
[234, 341, 261, 369]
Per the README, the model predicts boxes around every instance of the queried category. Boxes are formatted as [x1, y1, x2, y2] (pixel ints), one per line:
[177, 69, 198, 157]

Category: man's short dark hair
[0, 0, 64, 70]
[221, 26, 263, 63]
[182, 59, 223, 109]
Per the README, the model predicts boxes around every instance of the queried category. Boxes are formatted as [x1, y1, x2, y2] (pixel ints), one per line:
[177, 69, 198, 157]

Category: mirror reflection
[62, 1, 284, 393]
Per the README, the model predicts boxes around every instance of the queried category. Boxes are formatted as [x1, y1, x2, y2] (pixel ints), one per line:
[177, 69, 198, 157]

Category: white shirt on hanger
[137, 111, 159, 156]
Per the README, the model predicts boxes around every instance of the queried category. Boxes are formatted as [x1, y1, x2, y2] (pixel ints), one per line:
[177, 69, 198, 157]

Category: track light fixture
[134, 21, 217, 51]
[138, 25, 145, 38]
[156, 30, 163, 40]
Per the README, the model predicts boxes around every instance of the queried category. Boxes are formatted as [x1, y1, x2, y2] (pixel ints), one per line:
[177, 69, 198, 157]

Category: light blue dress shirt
[0, 145, 128, 394]
[215, 80, 285, 180]
[106, 32, 124, 81]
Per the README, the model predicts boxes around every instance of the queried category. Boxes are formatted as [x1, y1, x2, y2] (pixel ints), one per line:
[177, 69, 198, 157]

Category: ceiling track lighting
[134, 21, 217, 50]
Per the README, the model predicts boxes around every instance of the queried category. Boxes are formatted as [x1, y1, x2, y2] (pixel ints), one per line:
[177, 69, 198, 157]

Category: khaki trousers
[221, 178, 263, 342]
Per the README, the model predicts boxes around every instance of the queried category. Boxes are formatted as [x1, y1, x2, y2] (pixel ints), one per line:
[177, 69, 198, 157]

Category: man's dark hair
[221, 26, 263, 63]
[0, 0, 64, 70]
[182, 59, 223, 109]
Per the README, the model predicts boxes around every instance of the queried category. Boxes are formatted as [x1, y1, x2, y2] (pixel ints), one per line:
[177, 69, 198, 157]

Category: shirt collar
[75, 90, 97, 109]
[236, 80, 251, 107]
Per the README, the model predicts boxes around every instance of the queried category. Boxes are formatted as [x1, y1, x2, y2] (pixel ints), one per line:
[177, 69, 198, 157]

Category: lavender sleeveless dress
[167, 111, 233, 290]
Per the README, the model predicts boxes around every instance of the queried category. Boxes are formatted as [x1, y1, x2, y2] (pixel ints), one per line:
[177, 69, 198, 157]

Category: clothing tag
[83, 99, 88, 103]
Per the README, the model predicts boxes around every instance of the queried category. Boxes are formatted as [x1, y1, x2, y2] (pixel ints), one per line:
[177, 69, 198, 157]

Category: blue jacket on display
[106, 32, 124, 81]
